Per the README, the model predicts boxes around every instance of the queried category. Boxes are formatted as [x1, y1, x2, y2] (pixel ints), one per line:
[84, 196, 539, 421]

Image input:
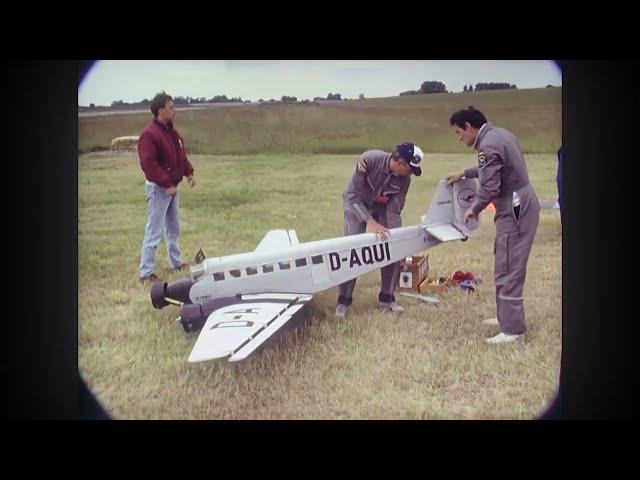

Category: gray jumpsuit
[338, 150, 411, 305]
[463, 123, 540, 335]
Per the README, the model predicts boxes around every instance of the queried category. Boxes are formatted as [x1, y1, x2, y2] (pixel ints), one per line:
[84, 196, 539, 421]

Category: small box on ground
[421, 275, 454, 294]
[399, 255, 429, 292]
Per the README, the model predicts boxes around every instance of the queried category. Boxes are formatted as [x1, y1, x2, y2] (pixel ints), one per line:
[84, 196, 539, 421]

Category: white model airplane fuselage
[151, 179, 480, 363]
[190, 225, 436, 300]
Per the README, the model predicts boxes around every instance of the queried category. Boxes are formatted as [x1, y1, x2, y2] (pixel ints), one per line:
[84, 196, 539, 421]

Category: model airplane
[150, 179, 480, 363]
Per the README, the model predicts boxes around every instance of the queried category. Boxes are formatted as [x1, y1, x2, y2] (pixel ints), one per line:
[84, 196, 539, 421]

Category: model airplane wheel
[179, 303, 206, 333]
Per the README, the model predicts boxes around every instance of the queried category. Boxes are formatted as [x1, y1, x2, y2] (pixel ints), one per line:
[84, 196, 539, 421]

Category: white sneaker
[486, 332, 524, 344]
[335, 304, 349, 318]
[379, 302, 405, 313]
[482, 318, 499, 326]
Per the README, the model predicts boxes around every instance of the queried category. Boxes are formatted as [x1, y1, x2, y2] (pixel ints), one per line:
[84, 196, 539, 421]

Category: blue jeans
[139, 183, 182, 277]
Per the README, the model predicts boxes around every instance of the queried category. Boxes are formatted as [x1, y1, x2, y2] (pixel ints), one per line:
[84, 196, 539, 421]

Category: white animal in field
[150, 179, 480, 363]
[111, 136, 139, 151]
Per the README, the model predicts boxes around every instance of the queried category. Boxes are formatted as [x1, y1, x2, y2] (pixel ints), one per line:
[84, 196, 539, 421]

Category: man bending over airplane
[335, 142, 423, 318]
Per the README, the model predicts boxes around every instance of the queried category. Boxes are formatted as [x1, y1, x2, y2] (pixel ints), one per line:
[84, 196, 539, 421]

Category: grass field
[78, 87, 561, 155]
[79, 151, 561, 419]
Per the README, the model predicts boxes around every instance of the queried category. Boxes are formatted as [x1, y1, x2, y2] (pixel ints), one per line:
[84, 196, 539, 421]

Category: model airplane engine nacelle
[150, 277, 193, 309]
[179, 303, 207, 332]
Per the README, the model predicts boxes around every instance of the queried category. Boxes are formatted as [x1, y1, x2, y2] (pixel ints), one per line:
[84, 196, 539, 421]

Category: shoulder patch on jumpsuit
[478, 151, 487, 166]
[357, 158, 368, 173]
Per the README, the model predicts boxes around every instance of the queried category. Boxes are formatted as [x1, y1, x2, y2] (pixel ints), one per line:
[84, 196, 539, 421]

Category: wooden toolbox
[421, 275, 454, 294]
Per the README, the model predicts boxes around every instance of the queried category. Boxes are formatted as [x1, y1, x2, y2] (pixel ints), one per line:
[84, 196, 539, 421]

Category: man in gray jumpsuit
[445, 107, 540, 343]
[336, 142, 424, 318]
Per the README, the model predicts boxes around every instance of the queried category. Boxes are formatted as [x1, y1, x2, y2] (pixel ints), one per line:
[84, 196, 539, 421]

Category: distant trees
[207, 95, 244, 103]
[462, 83, 520, 92]
[420, 81, 447, 94]
[311, 93, 343, 101]
[187, 97, 208, 104]
[101, 90, 358, 109]
[399, 81, 520, 96]
[359, 93, 365, 100]
[398, 80, 448, 96]
[175, 96, 210, 104]
[255, 96, 322, 106]
[105, 94, 249, 107]
[474, 82, 516, 91]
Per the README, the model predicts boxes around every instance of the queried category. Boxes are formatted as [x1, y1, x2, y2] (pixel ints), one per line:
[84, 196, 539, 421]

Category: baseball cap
[396, 142, 423, 176]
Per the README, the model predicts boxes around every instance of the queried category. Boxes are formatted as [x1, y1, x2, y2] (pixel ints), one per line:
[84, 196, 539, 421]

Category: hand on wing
[367, 218, 390, 239]
[445, 171, 464, 186]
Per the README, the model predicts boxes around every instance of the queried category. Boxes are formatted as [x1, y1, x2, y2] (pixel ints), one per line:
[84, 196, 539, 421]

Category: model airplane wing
[187, 293, 312, 363]
[254, 229, 299, 252]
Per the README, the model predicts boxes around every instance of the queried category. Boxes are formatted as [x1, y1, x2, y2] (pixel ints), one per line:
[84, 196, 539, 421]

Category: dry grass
[79, 151, 561, 419]
[78, 87, 561, 155]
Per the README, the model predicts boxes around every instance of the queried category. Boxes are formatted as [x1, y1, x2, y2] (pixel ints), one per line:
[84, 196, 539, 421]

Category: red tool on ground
[450, 270, 483, 292]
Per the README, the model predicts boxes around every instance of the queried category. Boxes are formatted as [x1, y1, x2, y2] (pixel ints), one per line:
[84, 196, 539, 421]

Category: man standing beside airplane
[335, 142, 423, 317]
[445, 106, 540, 343]
[138, 91, 196, 284]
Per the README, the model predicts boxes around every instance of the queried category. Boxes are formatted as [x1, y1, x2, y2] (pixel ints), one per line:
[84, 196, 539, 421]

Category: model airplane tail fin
[421, 179, 480, 235]
[421, 181, 455, 226]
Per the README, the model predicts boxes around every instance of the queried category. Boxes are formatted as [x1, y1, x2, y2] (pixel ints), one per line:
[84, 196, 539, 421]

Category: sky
[79, 60, 562, 106]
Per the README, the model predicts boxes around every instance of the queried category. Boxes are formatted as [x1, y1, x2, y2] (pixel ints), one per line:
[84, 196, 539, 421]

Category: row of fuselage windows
[212, 254, 324, 281]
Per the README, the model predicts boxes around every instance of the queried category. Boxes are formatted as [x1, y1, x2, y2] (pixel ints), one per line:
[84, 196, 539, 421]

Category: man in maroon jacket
[138, 92, 196, 283]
